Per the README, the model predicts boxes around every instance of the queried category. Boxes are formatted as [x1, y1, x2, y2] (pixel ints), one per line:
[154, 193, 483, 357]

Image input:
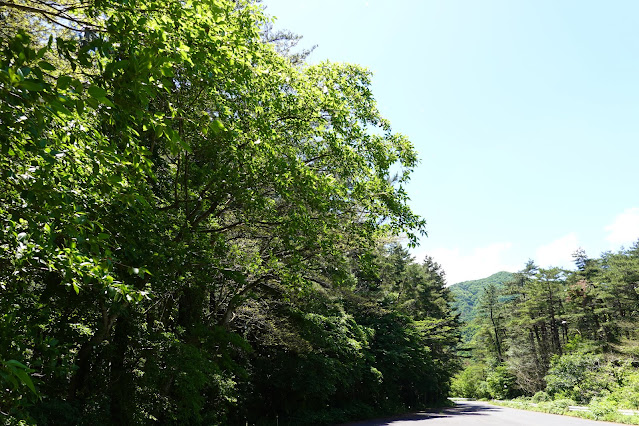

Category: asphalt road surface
[341, 400, 621, 426]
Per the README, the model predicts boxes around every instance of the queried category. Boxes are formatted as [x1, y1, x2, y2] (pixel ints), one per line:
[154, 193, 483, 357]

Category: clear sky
[263, 0, 639, 284]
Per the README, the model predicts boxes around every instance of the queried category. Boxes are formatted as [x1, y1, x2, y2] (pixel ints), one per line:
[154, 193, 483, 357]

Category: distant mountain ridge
[449, 271, 514, 324]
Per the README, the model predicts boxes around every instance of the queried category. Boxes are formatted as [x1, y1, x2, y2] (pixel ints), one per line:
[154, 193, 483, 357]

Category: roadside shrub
[607, 371, 639, 410]
[545, 353, 610, 404]
[485, 364, 519, 400]
[532, 391, 551, 403]
[589, 394, 618, 419]
[547, 398, 575, 414]
[450, 364, 489, 399]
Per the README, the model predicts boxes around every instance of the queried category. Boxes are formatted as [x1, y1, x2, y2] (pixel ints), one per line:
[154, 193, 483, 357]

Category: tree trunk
[68, 303, 118, 400]
[109, 315, 134, 425]
[489, 307, 503, 362]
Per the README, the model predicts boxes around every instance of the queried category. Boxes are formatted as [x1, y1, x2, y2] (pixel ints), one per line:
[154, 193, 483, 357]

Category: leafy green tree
[1, 0, 458, 424]
[564, 249, 605, 342]
[450, 363, 489, 399]
[544, 353, 611, 403]
[476, 282, 506, 362]
[596, 249, 639, 341]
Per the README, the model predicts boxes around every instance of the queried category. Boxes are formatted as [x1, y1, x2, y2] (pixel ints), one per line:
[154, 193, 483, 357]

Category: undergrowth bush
[450, 364, 489, 399]
[547, 398, 576, 414]
[532, 391, 551, 403]
[589, 394, 618, 419]
[608, 372, 639, 410]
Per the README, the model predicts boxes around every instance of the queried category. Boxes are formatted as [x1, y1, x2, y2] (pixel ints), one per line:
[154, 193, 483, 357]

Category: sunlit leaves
[0, 0, 431, 421]
[0, 359, 39, 397]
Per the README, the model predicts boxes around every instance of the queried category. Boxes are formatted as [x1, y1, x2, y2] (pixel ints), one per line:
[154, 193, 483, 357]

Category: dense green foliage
[0, 0, 461, 424]
[451, 245, 639, 412]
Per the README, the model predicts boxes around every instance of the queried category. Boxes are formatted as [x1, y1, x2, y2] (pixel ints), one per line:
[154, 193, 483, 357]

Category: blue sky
[263, 0, 639, 284]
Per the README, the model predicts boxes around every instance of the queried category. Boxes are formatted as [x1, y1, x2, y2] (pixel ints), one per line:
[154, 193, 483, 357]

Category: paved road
[341, 400, 621, 425]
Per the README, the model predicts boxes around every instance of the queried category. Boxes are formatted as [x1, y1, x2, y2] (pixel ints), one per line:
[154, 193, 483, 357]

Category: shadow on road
[339, 402, 501, 425]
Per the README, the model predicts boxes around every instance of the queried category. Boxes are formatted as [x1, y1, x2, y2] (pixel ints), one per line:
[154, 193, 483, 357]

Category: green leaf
[50, 100, 73, 116]
[160, 66, 174, 77]
[19, 80, 44, 91]
[57, 75, 72, 90]
[19, 66, 31, 77]
[165, 127, 179, 142]
[5, 360, 29, 369]
[88, 85, 107, 98]
[3, 373, 19, 388]
[38, 61, 56, 71]
[86, 97, 99, 109]
[211, 119, 225, 133]
[97, 96, 115, 107]
[71, 79, 83, 92]
[13, 369, 38, 396]
[36, 45, 48, 58]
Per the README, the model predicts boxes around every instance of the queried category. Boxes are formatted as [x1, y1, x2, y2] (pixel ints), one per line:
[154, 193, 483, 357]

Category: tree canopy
[0, 0, 460, 424]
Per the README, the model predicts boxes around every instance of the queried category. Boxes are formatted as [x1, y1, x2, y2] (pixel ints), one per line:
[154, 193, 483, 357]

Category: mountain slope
[449, 271, 514, 324]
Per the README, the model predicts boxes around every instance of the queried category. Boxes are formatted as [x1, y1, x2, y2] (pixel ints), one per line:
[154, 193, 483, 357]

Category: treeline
[0, 0, 460, 424]
[453, 244, 639, 412]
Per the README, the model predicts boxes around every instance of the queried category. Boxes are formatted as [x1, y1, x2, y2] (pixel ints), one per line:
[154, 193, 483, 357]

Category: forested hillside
[449, 271, 513, 344]
[452, 245, 639, 418]
[0, 0, 461, 424]
[449, 271, 514, 323]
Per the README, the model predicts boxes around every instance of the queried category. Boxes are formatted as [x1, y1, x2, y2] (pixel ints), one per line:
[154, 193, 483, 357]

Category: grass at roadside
[491, 398, 639, 425]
